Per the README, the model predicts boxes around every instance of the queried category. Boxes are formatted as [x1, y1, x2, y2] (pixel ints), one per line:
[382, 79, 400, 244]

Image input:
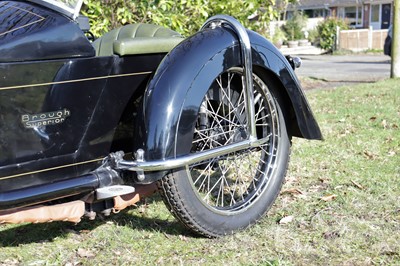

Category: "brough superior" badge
[21, 109, 71, 128]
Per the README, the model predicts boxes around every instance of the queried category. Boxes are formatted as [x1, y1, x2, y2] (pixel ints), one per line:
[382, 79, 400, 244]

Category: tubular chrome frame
[115, 137, 269, 172]
[115, 15, 261, 173]
[201, 15, 257, 141]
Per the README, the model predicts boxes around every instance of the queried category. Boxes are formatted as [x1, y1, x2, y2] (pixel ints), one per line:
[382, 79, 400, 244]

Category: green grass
[333, 49, 384, 55]
[1, 79, 399, 265]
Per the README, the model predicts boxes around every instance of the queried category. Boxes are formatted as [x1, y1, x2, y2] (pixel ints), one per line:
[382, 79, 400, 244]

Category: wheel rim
[188, 68, 280, 214]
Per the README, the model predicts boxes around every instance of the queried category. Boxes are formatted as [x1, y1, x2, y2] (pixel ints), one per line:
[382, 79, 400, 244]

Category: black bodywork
[384, 25, 392, 56]
[0, 1, 322, 212]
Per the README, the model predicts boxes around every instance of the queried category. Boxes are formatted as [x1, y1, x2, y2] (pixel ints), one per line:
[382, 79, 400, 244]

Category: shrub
[283, 11, 307, 41]
[317, 17, 348, 51]
[82, 0, 294, 38]
[307, 28, 319, 45]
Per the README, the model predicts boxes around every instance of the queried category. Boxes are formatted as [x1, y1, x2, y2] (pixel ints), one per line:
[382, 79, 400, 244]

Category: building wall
[363, 4, 370, 28]
[288, 1, 394, 30]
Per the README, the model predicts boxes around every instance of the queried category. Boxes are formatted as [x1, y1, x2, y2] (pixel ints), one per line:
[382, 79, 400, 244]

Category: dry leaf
[323, 231, 340, 239]
[281, 188, 304, 195]
[320, 194, 337, 202]
[319, 177, 331, 183]
[179, 235, 189, 242]
[77, 248, 96, 258]
[380, 250, 399, 256]
[351, 180, 364, 190]
[65, 262, 80, 266]
[381, 119, 388, 129]
[1, 259, 19, 266]
[363, 150, 376, 160]
[279, 215, 294, 225]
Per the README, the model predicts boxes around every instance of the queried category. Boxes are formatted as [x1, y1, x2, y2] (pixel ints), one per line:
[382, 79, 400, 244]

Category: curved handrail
[113, 16, 262, 175]
[201, 15, 257, 140]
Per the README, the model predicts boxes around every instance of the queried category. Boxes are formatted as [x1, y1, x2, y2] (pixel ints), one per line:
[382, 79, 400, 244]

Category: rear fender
[134, 27, 322, 162]
[133, 27, 241, 161]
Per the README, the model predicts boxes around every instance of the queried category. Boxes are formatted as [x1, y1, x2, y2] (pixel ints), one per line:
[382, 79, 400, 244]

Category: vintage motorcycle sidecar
[0, 0, 322, 237]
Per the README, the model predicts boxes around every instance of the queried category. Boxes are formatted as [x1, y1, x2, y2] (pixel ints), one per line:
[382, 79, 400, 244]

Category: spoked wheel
[158, 67, 291, 237]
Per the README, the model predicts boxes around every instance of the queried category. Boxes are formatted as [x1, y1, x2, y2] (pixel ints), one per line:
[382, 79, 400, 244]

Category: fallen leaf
[323, 231, 340, 239]
[1, 259, 19, 266]
[279, 215, 294, 225]
[179, 235, 189, 242]
[319, 177, 331, 183]
[363, 150, 377, 160]
[65, 262, 80, 266]
[380, 250, 399, 256]
[369, 116, 377, 121]
[281, 188, 304, 195]
[351, 180, 364, 190]
[381, 119, 388, 129]
[385, 137, 394, 143]
[77, 248, 96, 258]
[320, 194, 337, 202]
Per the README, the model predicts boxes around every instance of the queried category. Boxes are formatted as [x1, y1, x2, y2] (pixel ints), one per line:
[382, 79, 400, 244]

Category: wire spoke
[188, 68, 280, 213]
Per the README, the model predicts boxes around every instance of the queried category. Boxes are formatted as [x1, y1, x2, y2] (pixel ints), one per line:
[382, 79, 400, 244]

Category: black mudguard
[134, 26, 322, 162]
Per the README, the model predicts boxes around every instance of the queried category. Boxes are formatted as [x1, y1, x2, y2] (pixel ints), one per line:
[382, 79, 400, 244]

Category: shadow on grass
[0, 196, 192, 247]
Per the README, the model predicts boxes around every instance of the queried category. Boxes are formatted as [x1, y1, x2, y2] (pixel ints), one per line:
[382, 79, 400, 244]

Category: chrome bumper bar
[113, 137, 268, 173]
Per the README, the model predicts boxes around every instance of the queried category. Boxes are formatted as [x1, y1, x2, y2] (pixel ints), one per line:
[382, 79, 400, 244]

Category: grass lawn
[0, 79, 399, 265]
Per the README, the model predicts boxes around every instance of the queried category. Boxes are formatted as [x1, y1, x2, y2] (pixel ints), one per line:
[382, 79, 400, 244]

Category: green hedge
[317, 17, 348, 51]
[82, 0, 296, 37]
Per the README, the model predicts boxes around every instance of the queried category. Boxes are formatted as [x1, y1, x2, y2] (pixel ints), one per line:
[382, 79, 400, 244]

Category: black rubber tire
[158, 68, 290, 237]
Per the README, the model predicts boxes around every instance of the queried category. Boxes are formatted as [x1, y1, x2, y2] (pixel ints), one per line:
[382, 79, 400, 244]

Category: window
[371, 5, 380, 23]
[344, 6, 362, 26]
[304, 9, 328, 18]
[338, 6, 362, 27]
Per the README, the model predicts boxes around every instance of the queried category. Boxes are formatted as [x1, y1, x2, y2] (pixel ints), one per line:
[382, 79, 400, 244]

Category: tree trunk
[391, 0, 400, 78]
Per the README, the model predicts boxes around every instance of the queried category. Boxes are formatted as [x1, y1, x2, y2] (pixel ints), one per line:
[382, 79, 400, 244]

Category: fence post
[368, 26, 373, 49]
[336, 26, 340, 50]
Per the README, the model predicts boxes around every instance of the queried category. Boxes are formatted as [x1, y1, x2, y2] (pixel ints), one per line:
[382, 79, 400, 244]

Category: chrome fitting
[135, 149, 146, 181]
[292, 56, 302, 68]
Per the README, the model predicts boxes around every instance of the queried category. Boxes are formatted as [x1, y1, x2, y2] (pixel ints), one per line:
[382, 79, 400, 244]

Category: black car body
[384, 25, 392, 56]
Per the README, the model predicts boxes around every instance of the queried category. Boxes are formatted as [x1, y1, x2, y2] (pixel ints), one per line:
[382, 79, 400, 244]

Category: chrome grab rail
[114, 15, 260, 174]
[114, 137, 269, 172]
[201, 15, 257, 140]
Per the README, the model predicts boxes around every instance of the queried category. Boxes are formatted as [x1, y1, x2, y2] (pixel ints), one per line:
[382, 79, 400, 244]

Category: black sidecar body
[0, 0, 321, 237]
